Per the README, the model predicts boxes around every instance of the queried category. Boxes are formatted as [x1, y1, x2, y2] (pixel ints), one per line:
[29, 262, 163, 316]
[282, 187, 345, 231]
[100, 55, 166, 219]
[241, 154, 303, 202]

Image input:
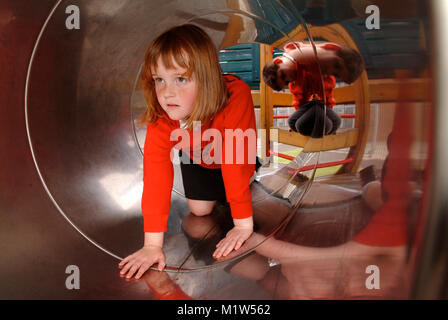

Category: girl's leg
[288, 102, 313, 131]
[288, 108, 306, 131]
[179, 149, 226, 216]
[187, 199, 216, 216]
[325, 106, 341, 134]
[296, 101, 333, 138]
[295, 105, 318, 136]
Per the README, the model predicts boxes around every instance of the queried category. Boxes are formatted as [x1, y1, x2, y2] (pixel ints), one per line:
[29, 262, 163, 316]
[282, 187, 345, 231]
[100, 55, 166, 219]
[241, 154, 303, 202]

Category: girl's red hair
[140, 24, 227, 128]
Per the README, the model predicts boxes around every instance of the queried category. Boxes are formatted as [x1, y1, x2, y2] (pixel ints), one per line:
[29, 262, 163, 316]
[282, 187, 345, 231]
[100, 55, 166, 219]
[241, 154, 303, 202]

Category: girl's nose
[163, 82, 176, 98]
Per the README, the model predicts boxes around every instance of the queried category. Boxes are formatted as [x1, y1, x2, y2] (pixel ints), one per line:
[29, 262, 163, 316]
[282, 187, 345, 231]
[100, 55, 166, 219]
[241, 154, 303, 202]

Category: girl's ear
[273, 58, 283, 65]
[321, 43, 341, 51]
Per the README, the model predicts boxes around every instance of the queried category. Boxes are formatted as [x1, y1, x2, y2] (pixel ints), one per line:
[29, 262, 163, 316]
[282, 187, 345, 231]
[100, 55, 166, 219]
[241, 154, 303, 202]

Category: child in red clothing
[262, 41, 363, 137]
[119, 25, 258, 279]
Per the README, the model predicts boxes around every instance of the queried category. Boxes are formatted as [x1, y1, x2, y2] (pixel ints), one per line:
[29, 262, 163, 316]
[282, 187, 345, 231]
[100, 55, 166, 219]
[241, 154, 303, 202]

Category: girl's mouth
[167, 104, 180, 108]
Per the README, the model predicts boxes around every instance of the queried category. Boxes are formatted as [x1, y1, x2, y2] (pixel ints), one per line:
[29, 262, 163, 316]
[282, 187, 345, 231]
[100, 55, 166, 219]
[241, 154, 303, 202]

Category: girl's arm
[144, 232, 164, 248]
[233, 216, 253, 229]
[141, 119, 176, 232]
[220, 79, 257, 222]
[118, 119, 175, 278]
[213, 78, 256, 259]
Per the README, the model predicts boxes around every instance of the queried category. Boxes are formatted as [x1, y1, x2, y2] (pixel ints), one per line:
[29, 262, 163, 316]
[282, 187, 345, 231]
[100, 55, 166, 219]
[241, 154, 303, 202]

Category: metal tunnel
[1, 0, 446, 299]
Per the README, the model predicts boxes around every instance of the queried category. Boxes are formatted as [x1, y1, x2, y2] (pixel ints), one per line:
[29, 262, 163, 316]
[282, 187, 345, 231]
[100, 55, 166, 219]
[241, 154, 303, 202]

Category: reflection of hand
[118, 245, 166, 279]
[142, 269, 193, 300]
[213, 217, 253, 259]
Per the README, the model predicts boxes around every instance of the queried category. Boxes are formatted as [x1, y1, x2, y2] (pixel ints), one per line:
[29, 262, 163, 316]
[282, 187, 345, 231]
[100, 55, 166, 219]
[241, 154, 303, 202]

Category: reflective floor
[0, 0, 435, 299]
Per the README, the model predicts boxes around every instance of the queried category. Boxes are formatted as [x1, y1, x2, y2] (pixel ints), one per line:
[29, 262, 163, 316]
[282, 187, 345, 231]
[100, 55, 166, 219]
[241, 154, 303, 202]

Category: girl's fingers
[118, 255, 133, 268]
[220, 236, 247, 258]
[120, 254, 141, 274]
[214, 231, 251, 259]
[121, 260, 140, 277]
[157, 260, 166, 272]
[120, 260, 134, 275]
[213, 244, 225, 258]
[119, 249, 167, 279]
[216, 238, 226, 248]
[215, 238, 235, 258]
[134, 264, 150, 279]
[222, 239, 238, 257]
[217, 237, 233, 254]
[120, 250, 141, 266]
[161, 256, 167, 270]
[234, 238, 244, 251]
[126, 264, 140, 278]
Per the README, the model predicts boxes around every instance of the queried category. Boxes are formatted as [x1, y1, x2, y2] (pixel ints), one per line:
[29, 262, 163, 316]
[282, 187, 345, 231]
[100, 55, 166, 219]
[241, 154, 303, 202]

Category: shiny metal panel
[411, 0, 448, 299]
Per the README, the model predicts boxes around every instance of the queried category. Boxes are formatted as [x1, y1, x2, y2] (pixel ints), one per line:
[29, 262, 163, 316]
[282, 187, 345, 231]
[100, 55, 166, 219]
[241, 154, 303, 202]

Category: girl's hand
[118, 245, 166, 279]
[213, 217, 254, 259]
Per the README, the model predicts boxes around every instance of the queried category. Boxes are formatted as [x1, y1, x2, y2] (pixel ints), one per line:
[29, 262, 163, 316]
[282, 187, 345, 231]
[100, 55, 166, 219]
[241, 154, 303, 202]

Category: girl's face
[274, 57, 297, 89]
[152, 56, 198, 121]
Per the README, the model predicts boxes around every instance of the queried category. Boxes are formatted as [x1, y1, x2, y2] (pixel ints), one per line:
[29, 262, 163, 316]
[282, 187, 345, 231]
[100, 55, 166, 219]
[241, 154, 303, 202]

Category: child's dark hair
[262, 61, 283, 91]
[335, 47, 364, 84]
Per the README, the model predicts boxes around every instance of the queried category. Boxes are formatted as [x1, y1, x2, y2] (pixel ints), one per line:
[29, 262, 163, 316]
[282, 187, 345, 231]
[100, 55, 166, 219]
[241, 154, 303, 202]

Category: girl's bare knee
[187, 199, 216, 216]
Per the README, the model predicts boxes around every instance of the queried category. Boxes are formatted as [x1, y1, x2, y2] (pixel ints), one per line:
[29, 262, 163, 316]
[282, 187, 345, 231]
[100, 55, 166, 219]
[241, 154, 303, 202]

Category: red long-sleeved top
[289, 60, 336, 110]
[141, 75, 257, 232]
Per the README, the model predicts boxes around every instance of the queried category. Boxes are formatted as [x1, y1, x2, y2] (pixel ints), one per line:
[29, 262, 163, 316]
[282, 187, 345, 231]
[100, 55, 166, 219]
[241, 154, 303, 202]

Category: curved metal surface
[411, 0, 448, 299]
[0, 0, 436, 299]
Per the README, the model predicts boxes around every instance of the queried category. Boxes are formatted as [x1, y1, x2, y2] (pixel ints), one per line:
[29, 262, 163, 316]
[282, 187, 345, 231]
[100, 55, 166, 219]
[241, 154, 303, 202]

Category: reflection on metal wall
[0, 0, 443, 299]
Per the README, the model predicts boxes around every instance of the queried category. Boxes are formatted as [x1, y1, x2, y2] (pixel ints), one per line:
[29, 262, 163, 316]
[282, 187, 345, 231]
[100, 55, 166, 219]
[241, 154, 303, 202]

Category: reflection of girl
[262, 41, 363, 136]
[119, 24, 258, 279]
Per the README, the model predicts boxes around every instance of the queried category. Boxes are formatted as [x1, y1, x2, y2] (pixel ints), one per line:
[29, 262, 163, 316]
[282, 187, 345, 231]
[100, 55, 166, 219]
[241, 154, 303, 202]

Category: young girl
[119, 24, 258, 279]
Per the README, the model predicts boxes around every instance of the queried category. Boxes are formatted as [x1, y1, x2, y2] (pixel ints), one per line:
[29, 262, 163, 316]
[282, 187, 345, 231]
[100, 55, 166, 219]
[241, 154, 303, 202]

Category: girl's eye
[177, 77, 187, 84]
[153, 78, 164, 84]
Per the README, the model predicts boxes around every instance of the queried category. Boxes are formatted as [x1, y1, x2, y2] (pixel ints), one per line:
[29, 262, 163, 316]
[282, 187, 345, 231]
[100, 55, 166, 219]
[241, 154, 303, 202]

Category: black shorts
[179, 150, 227, 202]
[179, 150, 262, 202]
